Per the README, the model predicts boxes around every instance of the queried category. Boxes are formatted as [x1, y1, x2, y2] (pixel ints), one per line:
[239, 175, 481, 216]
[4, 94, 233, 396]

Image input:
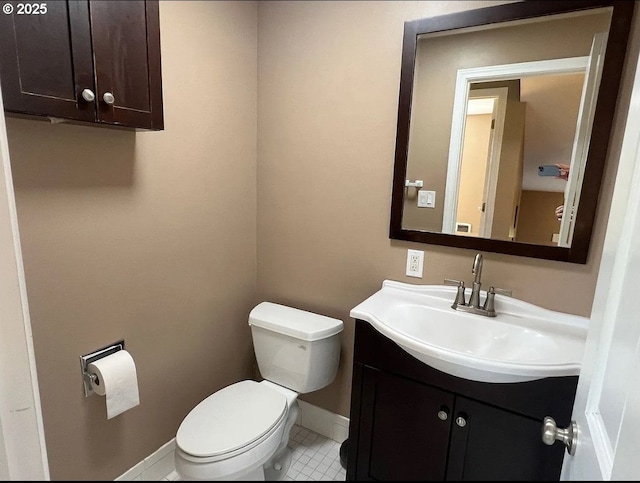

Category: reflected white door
[456, 90, 506, 238]
[474, 89, 506, 238]
[558, 32, 607, 247]
[561, 43, 640, 480]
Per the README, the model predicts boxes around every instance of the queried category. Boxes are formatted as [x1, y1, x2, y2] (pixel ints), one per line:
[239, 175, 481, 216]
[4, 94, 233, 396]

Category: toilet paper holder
[80, 340, 125, 397]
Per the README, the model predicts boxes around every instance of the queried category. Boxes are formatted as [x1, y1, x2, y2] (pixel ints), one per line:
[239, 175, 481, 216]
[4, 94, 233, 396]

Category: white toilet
[174, 302, 344, 481]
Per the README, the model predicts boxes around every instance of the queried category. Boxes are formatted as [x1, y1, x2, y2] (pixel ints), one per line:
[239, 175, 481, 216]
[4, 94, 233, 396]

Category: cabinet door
[0, 1, 96, 121]
[89, 0, 163, 130]
[446, 396, 565, 480]
[356, 366, 455, 481]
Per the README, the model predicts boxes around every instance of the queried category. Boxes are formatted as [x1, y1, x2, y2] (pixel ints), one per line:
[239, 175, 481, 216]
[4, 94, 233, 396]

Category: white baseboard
[115, 439, 176, 481]
[296, 400, 349, 444]
[115, 402, 349, 480]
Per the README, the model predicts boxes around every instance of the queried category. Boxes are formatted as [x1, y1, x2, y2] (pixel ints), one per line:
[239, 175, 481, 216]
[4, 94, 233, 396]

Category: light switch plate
[418, 190, 436, 208]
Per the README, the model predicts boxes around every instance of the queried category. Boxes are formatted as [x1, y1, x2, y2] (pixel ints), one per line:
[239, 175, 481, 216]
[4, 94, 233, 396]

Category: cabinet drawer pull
[437, 410, 448, 421]
[103, 92, 115, 105]
[81, 89, 95, 102]
[456, 416, 467, 427]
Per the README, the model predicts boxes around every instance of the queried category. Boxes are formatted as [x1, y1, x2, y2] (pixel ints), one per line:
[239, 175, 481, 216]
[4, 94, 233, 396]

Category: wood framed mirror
[389, 0, 634, 263]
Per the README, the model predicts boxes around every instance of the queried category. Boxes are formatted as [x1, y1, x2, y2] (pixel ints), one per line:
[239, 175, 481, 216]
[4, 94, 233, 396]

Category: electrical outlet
[406, 249, 424, 278]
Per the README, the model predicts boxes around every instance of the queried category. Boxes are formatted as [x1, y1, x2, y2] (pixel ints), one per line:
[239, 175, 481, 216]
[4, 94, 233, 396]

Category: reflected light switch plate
[418, 190, 436, 208]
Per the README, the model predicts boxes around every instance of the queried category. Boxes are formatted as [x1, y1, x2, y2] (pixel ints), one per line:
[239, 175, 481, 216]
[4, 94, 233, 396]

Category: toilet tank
[248, 302, 343, 393]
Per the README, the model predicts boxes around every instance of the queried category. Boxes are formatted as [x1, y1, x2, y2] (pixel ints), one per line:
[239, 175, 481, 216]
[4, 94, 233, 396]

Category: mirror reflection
[401, 7, 611, 248]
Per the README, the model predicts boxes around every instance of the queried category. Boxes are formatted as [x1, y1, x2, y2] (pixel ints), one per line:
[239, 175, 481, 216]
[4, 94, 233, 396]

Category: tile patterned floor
[163, 424, 345, 481]
[163, 471, 180, 481]
[286, 424, 346, 481]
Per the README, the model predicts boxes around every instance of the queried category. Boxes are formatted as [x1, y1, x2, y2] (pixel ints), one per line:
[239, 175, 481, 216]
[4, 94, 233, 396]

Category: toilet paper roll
[88, 350, 140, 419]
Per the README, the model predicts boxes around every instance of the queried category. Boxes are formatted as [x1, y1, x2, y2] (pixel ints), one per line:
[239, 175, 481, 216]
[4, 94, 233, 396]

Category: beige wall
[6, 1, 257, 480]
[517, 190, 565, 245]
[3, 1, 639, 480]
[256, 0, 640, 421]
[522, 73, 585, 192]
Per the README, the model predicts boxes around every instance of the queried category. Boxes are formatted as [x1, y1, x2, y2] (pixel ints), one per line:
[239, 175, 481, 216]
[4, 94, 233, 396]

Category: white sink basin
[350, 280, 588, 383]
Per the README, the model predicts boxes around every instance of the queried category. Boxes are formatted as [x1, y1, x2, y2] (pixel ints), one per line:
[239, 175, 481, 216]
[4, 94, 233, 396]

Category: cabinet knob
[455, 416, 467, 427]
[437, 410, 448, 421]
[103, 92, 115, 105]
[542, 416, 577, 455]
[81, 89, 95, 102]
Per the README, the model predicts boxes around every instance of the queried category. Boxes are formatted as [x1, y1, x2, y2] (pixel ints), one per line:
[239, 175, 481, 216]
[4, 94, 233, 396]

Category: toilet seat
[176, 380, 287, 462]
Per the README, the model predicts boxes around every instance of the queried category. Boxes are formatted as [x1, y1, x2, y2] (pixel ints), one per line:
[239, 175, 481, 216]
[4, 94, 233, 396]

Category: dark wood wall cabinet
[347, 320, 579, 481]
[0, 0, 163, 130]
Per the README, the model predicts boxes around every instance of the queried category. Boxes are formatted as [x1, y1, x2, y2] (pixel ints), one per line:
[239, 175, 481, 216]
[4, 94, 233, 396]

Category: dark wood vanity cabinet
[347, 320, 579, 481]
[0, 0, 163, 130]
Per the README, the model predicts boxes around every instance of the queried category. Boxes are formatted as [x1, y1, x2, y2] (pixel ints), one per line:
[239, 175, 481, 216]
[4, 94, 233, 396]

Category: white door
[0, 77, 49, 478]
[561, 41, 640, 480]
[558, 32, 607, 247]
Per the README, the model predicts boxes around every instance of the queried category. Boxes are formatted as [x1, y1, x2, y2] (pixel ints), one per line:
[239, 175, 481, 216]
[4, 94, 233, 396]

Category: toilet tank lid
[249, 302, 343, 341]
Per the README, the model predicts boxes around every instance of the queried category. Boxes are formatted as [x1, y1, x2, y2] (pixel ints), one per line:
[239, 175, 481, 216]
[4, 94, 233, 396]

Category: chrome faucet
[468, 253, 484, 309]
[449, 253, 497, 317]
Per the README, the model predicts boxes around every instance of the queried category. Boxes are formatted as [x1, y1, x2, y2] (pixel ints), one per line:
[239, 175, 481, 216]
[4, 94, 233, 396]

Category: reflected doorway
[456, 88, 507, 238]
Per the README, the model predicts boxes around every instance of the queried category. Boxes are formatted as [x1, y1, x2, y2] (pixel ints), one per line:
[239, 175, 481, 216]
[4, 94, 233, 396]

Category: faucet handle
[446, 280, 467, 308]
[455, 283, 467, 307]
[493, 287, 512, 297]
[444, 278, 464, 286]
[483, 286, 496, 316]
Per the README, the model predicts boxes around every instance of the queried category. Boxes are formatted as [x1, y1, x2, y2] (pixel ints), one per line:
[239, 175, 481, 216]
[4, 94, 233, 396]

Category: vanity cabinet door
[446, 396, 565, 481]
[354, 365, 454, 481]
[348, 321, 575, 481]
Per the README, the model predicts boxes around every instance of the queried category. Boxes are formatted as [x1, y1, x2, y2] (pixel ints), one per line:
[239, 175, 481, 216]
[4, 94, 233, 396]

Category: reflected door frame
[558, 32, 608, 247]
[442, 56, 590, 235]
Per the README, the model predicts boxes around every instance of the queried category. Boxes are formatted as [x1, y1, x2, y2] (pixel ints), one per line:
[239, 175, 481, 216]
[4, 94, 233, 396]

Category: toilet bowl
[175, 380, 299, 480]
[174, 302, 343, 481]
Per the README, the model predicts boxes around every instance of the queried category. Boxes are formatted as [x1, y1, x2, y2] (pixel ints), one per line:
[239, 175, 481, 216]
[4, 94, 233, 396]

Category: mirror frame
[389, 0, 634, 264]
